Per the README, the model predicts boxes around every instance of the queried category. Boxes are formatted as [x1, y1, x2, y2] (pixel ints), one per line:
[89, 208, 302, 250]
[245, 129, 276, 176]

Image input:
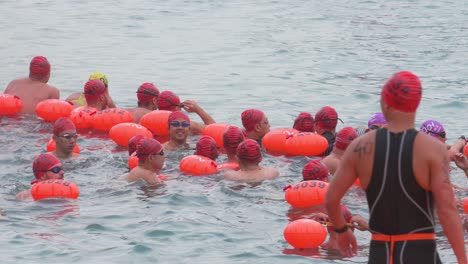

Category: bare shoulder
[263, 167, 279, 179]
[16, 190, 32, 200]
[414, 132, 447, 159]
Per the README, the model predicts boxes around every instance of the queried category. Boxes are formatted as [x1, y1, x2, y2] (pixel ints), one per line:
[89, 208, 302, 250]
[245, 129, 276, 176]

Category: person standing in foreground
[325, 71, 467, 263]
[4, 56, 59, 114]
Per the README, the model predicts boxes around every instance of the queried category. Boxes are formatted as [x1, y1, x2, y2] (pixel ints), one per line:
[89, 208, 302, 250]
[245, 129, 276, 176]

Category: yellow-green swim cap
[89, 72, 108, 87]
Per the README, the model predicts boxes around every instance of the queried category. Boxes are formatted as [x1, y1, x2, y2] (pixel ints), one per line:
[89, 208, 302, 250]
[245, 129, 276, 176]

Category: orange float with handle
[31, 179, 80, 201]
[284, 180, 329, 208]
[0, 94, 22, 116]
[285, 132, 328, 156]
[92, 108, 133, 131]
[109, 123, 153, 147]
[262, 128, 298, 155]
[69, 106, 97, 129]
[464, 144, 468, 157]
[179, 155, 219, 176]
[35, 99, 74, 122]
[139, 110, 171, 136]
[283, 219, 327, 249]
[202, 123, 230, 148]
[46, 138, 80, 154]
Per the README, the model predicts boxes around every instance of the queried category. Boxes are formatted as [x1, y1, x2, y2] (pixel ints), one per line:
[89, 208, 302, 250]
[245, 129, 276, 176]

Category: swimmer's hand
[453, 153, 468, 177]
[310, 212, 329, 223]
[337, 229, 358, 258]
[181, 100, 201, 113]
[350, 215, 369, 231]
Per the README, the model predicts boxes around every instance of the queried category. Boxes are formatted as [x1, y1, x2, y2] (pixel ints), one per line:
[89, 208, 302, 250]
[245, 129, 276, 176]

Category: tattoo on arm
[353, 140, 373, 158]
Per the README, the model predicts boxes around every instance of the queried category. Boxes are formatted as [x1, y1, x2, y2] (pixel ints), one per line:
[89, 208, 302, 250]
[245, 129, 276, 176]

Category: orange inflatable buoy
[464, 144, 468, 157]
[139, 110, 171, 136]
[128, 153, 139, 170]
[179, 155, 219, 176]
[217, 162, 240, 171]
[464, 197, 468, 214]
[202, 123, 230, 148]
[70, 106, 97, 129]
[92, 108, 133, 131]
[109, 123, 153, 147]
[46, 138, 80, 154]
[283, 219, 327, 249]
[35, 99, 73, 122]
[285, 180, 329, 208]
[31, 179, 80, 201]
[262, 128, 298, 155]
[0, 94, 22, 116]
[286, 132, 328, 156]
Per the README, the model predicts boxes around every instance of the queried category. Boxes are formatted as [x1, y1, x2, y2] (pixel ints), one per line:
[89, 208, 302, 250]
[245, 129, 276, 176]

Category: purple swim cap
[368, 112, 387, 128]
[420, 119, 446, 138]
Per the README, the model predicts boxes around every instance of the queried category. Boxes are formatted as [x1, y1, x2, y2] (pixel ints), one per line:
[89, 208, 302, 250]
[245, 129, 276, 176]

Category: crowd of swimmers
[3, 56, 468, 261]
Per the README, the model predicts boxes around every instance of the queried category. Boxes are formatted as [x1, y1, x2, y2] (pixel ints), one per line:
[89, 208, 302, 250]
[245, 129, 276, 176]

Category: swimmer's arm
[105, 92, 117, 108]
[15, 190, 32, 200]
[325, 140, 358, 230]
[431, 148, 467, 263]
[144, 172, 162, 185]
[350, 215, 369, 231]
[189, 121, 205, 135]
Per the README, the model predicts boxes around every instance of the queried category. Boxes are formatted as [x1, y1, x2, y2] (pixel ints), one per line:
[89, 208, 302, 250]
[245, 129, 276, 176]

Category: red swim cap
[158, 91, 181, 111]
[381, 71, 422, 112]
[136, 138, 163, 161]
[195, 136, 219, 160]
[168, 110, 190, 123]
[223, 126, 245, 154]
[128, 134, 145, 156]
[334, 126, 358, 151]
[293, 112, 314, 132]
[137, 83, 160, 103]
[32, 153, 60, 179]
[29, 56, 50, 79]
[53, 117, 76, 136]
[241, 109, 265, 132]
[302, 160, 329, 181]
[84, 79, 107, 102]
[315, 106, 340, 131]
[237, 139, 262, 164]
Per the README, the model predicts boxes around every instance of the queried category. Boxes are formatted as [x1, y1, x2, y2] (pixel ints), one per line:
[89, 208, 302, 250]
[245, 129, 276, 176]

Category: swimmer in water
[292, 112, 314, 132]
[127, 138, 165, 185]
[366, 112, 387, 132]
[50, 117, 79, 159]
[66, 72, 116, 109]
[222, 125, 245, 164]
[241, 109, 271, 144]
[16, 153, 65, 200]
[194, 136, 219, 161]
[82, 79, 113, 111]
[223, 139, 279, 183]
[157, 90, 216, 135]
[163, 111, 192, 151]
[4, 56, 59, 114]
[322, 127, 358, 175]
[314, 106, 342, 157]
[126, 83, 160, 123]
